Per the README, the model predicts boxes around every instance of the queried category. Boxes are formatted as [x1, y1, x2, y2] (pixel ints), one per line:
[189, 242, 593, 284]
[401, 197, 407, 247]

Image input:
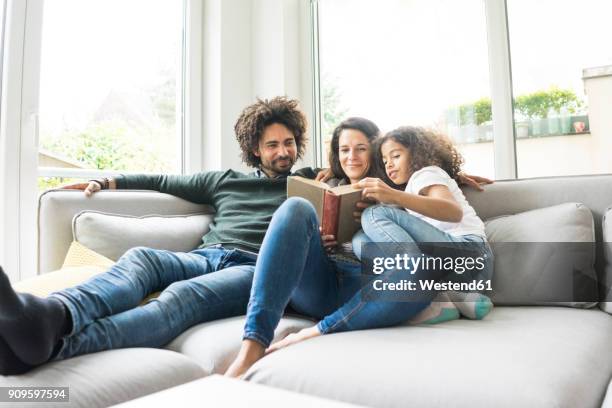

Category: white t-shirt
[405, 166, 486, 238]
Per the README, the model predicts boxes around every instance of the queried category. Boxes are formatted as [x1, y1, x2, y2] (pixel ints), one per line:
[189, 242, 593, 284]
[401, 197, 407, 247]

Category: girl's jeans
[354, 204, 494, 298]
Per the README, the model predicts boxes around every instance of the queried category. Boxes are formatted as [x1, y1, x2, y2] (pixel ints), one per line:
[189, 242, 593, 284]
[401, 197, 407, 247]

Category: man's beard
[271, 155, 295, 174]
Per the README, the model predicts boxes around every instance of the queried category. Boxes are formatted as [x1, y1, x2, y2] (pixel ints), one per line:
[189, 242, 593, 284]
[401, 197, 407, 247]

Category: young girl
[355, 126, 493, 288]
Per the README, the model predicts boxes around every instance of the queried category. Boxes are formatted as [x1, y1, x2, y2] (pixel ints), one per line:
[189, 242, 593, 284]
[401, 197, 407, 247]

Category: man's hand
[266, 326, 321, 355]
[315, 168, 333, 183]
[354, 178, 398, 205]
[320, 227, 337, 253]
[62, 178, 116, 197]
[457, 173, 493, 191]
[61, 181, 101, 197]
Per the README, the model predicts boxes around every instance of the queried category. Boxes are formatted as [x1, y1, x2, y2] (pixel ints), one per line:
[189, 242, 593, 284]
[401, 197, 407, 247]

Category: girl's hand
[319, 227, 337, 253]
[265, 326, 321, 355]
[355, 178, 398, 205]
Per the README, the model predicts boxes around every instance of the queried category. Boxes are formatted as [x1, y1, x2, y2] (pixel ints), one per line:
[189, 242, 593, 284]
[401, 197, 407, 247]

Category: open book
[287, 176, 363, 243]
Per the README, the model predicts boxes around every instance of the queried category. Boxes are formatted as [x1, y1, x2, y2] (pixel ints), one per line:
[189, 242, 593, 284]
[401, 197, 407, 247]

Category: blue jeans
[50, 246, 256, 360]
[242, 198, 435, 348]
[354, 204, 494, 285]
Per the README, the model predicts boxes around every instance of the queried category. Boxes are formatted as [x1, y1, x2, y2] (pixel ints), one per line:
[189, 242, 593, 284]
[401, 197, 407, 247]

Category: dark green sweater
[115, 168, 318, 253]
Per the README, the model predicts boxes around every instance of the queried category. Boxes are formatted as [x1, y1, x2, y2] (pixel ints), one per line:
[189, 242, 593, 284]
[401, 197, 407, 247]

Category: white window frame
[0, 0, 204, 281]
[310, 0, 518, 178]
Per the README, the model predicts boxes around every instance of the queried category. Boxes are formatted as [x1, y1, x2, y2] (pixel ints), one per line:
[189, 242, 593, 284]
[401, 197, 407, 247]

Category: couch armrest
[38, 189, 214, 274]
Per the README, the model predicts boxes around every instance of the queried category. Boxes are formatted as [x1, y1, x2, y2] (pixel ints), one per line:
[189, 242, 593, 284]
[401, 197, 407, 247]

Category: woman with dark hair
[326, 117, 381, 186]
[318, 117, 381, 254]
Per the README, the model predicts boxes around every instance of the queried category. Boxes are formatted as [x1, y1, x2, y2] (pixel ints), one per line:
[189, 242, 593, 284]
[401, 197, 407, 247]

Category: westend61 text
[372, 279, 493, 292]
[372, 254, 486, 275]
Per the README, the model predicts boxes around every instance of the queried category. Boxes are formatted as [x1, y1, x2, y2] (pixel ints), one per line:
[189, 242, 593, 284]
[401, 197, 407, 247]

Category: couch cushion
[12, 242, 112, 297]
[38, 190, 213, 274]
[603, 379, 612, 408]
[462, 175, 612, 306]
[0, 348, 206, 408]
[13, 266, 105, 298]
[245, 307, 612, 408]
[165, 315, 314, 376]
[72, 211, 213, 261]
[602, 206, 612, 313]
[61, 241, 115, 269]
[485, 202, 598, 307]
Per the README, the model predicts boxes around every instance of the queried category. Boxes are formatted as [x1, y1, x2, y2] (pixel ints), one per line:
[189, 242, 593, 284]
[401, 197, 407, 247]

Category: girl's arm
[392, 185, 462, 223]
[356, 178, 463, 223]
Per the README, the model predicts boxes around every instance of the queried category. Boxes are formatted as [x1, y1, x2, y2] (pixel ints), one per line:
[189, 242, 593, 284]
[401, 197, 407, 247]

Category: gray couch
[1, 174, 612, 408]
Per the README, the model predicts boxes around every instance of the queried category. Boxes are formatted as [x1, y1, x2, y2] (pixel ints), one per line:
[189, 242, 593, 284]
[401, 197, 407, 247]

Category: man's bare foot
[224, 339, 265, 379]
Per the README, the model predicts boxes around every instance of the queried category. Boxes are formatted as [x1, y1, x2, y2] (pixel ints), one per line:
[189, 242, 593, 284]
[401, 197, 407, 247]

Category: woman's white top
[405, 166, 486, 238]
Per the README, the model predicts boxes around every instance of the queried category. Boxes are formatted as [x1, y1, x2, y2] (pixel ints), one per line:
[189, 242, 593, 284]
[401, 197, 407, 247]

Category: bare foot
[224, 339, 265, 379]
[266, 326, 321, 355]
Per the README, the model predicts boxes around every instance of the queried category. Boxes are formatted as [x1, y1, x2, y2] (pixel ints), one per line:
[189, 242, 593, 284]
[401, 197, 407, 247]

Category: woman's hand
[266, 326, 321, 355]
[457, 172, 493, 191]
[315, 168, 333, 183]
[61, 181, 101, 197]
[320, 227, 337, 253]
[354, 178, 398, 205]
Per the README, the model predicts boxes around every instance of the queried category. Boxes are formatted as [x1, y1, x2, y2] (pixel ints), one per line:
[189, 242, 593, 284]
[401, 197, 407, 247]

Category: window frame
[0, 0, 203, 281]
[310, 0, 519, 179]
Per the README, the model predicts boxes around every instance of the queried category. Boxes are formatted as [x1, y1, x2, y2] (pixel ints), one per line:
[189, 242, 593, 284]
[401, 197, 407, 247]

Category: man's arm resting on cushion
[63, 171, 226, 205]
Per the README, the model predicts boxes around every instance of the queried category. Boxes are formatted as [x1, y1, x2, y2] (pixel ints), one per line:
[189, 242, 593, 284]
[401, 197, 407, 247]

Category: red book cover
[321, 190, 340, 237]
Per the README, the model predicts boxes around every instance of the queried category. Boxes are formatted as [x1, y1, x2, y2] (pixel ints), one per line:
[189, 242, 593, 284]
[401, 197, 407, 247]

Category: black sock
[0, 336, 33, 375]
[0, 266, 69, 366]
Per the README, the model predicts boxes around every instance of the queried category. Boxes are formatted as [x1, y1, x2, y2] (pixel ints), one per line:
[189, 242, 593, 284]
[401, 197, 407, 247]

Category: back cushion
[602, 207, 612, 314]
[73, 211, 212, 261]
[485, 203, 597, 307]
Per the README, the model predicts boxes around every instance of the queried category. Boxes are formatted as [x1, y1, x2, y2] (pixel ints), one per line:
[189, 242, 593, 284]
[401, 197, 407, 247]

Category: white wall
[202, 0, 316, 173]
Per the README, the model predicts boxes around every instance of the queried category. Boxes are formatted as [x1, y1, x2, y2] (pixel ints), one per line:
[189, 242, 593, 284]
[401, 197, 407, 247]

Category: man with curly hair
[0, 96, 323, 374]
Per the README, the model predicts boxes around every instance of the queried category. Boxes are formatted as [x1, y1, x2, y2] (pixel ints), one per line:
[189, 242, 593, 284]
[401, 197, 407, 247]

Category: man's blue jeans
[242, 198, 435, 348]
[50, 247, 256, 360]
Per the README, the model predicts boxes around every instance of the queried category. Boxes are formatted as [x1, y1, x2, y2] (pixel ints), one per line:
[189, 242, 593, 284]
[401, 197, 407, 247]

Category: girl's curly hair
[234, 96, 308, 168]
[376, 126, 464, 180]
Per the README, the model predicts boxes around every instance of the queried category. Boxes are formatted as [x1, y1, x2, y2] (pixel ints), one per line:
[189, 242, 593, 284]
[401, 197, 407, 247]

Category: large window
[38, 0, 184, 190]
[316, 0, 612, 180]
[0, 0, 5, 113]
[508, 0, 612, 178]
[318, 0, 494, 178]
